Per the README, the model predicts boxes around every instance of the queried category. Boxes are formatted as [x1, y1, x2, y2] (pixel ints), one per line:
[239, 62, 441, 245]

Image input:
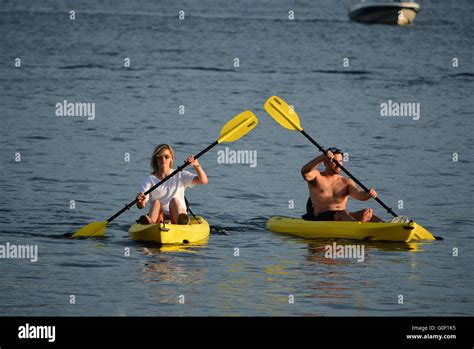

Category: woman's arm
[136, 192, 148, 209]
[187, 155, 208, 185]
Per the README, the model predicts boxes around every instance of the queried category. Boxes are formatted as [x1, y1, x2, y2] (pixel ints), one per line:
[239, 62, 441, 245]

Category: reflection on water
[264, 265, 289, 278]
[137, 237, 210, 255]
[304, 238, 424, 255]
[133, 239, 210, 305]
[273, 238, 427, 314]
[304, 241, 368, 307]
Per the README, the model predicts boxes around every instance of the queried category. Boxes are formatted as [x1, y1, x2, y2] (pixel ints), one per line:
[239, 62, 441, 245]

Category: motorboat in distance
[349, 1, 420, 25]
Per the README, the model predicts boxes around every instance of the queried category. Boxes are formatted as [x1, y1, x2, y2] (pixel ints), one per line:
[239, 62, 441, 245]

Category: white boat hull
[349, 2, 420, 25]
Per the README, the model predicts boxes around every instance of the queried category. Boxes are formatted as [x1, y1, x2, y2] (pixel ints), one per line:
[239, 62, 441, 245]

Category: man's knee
[336, 210, 356, 221]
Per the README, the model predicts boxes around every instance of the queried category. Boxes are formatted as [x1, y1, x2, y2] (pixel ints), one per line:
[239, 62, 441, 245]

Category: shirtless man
[301, 147, 383, 222]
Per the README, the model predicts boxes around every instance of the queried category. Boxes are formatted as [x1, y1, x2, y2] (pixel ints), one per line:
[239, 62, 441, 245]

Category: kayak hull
[266, 216, 435, 242]
[129, 216, 210, 244]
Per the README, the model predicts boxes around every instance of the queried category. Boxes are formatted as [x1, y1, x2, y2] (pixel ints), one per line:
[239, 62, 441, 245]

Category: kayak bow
[129, 216, 210, 244]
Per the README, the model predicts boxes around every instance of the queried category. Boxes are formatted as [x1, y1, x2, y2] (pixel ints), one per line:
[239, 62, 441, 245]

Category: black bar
[1, 316, 471, 346]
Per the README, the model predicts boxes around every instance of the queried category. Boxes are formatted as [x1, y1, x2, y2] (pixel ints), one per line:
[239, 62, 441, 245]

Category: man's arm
[347, 179, 377, 201]
[301, 154, 325, 182]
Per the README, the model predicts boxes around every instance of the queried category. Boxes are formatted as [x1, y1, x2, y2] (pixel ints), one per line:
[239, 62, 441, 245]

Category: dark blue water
[0, 0, 473, 316]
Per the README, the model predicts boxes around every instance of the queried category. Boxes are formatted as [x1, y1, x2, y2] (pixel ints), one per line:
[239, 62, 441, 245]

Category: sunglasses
[326, 147, 343, 155]
[156, 154, 171, 160]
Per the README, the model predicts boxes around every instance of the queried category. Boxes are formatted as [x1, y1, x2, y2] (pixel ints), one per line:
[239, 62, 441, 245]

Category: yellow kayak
[129, 216, 210, 244]
[266, 216, 436, 242]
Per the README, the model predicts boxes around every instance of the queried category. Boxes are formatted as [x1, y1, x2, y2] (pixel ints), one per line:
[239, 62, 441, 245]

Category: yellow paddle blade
[218, 110, 259, 143]
[264, 95, 303, 132]
[72, 221, 108, 238]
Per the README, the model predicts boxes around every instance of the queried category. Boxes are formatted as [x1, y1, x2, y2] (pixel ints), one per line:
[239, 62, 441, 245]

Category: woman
[136, 144, 208, 225]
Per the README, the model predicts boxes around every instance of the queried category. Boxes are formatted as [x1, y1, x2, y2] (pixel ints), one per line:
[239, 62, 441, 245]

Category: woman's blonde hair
[151, 144, 174, 174]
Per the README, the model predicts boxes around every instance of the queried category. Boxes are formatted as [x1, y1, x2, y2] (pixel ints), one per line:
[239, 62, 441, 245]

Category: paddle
[264, 95, 400, 218]
[71, 110, 259, 238]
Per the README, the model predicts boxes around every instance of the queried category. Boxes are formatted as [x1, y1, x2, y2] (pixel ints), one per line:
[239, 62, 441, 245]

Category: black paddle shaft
[300, 130, 398, 218]
[106, 140, 219, 223]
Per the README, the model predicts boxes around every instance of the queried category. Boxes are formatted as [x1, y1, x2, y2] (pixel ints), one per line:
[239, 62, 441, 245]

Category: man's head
[324, 147, 344, 174]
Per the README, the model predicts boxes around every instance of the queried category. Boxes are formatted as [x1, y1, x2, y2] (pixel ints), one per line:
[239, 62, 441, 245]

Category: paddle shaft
[300, 130, 398, 218]
[106, 140, 219, 223]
